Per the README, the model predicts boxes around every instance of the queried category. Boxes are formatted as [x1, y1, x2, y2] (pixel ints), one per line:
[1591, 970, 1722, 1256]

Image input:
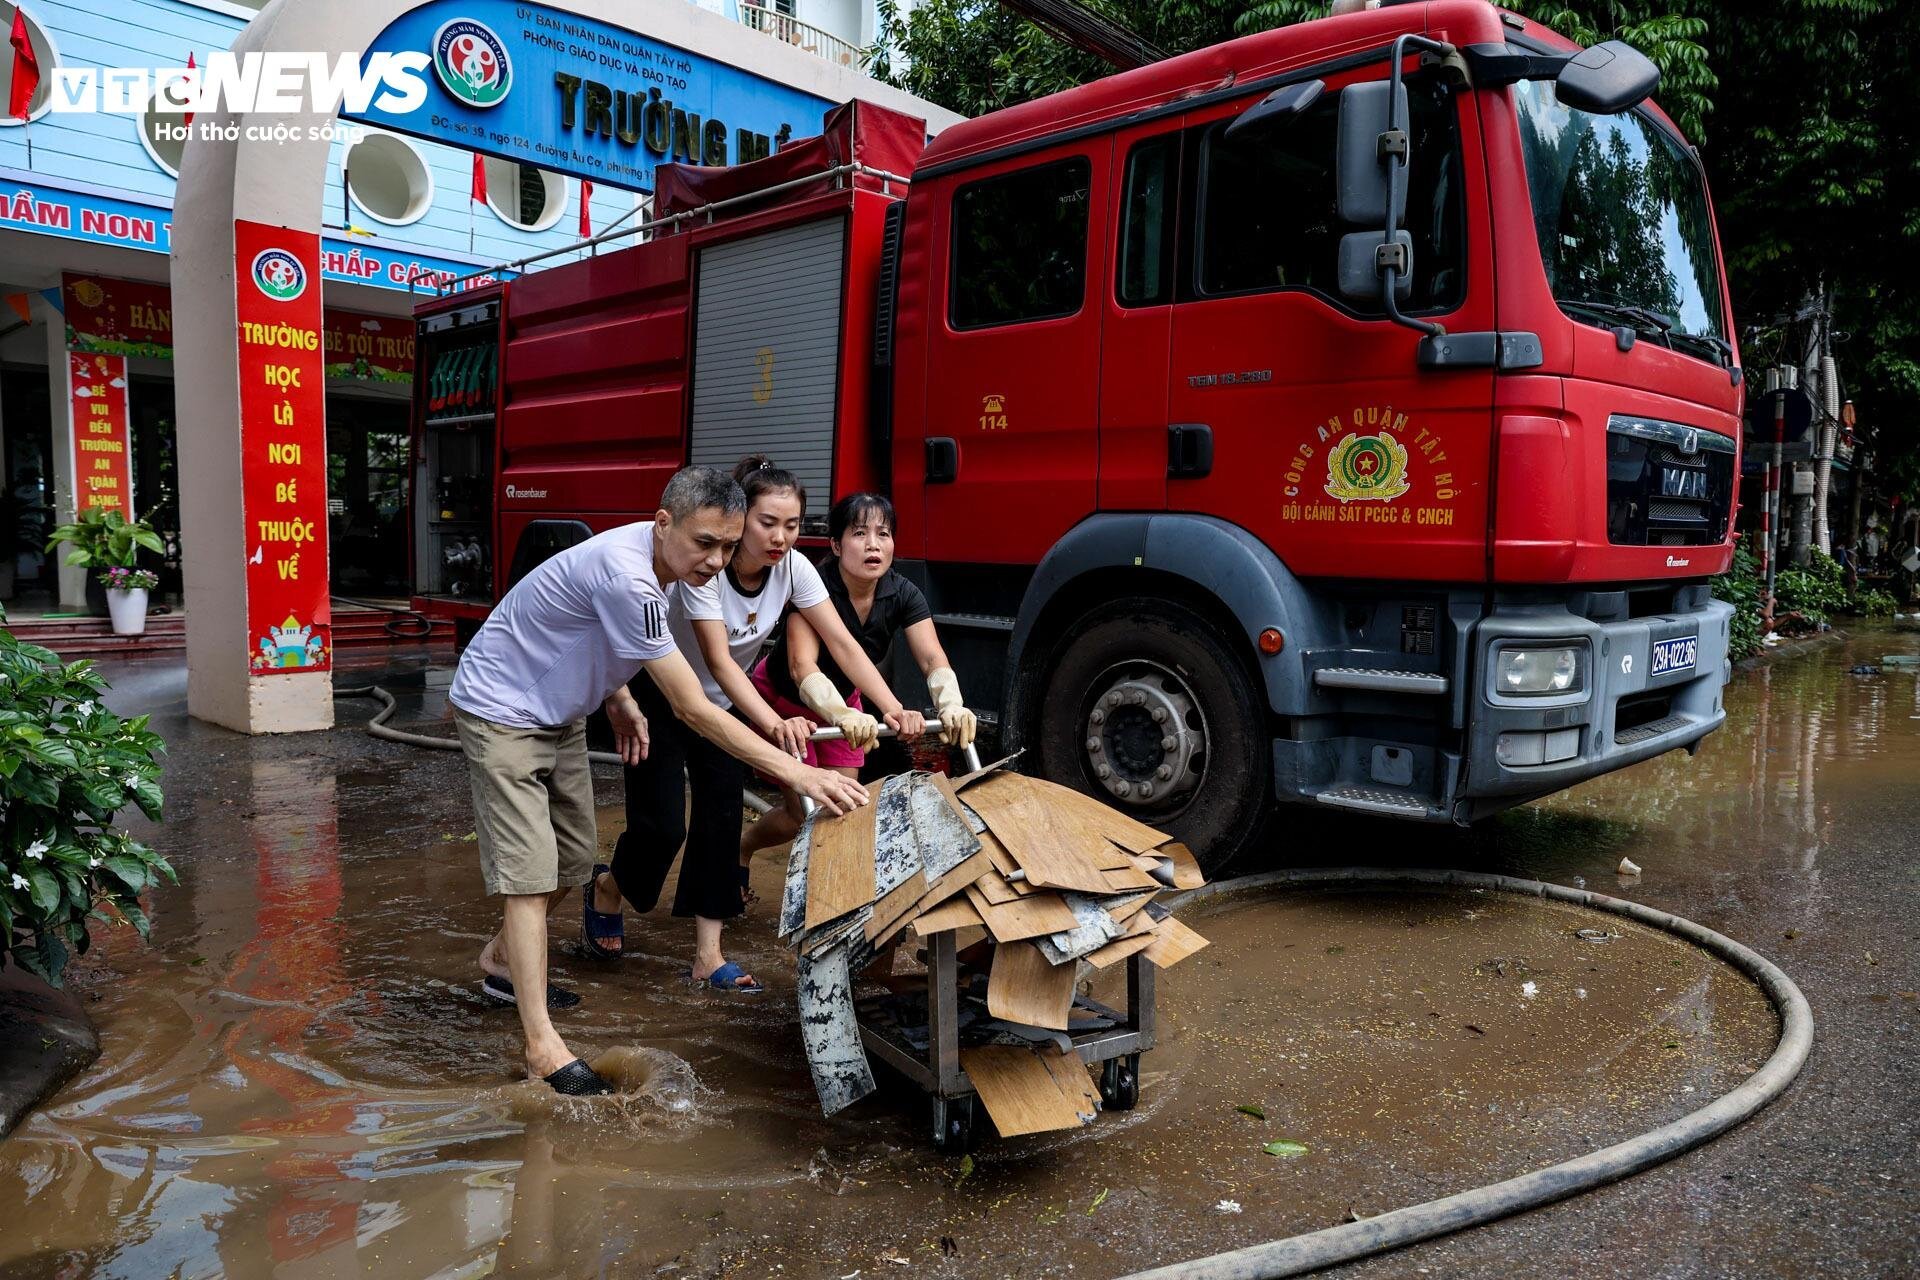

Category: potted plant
[45, 507, 164, 619]
[99, 566, 159, 636]
[0, 606, 169, 987]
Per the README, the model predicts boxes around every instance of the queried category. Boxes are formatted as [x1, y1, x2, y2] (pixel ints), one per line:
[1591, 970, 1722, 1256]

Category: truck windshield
[1515, 79, 1728, 366]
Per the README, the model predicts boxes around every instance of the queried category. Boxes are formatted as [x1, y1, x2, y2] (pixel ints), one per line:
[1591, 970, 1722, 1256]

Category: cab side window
[1117, 133, 1180, 307]
[1186, 78, 1464, 313]
[949, 156, 1093, 329]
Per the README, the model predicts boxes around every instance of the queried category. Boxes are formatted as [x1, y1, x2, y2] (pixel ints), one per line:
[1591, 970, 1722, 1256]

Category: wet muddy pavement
[1, 629, 1915, 1278]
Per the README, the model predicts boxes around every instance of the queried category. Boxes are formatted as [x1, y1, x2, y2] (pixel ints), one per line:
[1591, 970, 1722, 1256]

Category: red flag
[183, 52, 196, 127]
[9, 10, 39, 121]
[579, 179, 592, 238]
[470, 153, 487, 204]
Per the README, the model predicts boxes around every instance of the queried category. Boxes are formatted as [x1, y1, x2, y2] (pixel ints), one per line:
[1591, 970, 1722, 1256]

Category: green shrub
[0, 609, 169, 987]
[1713, 537, 1763, 662]
[1850, 587, 1898, 617]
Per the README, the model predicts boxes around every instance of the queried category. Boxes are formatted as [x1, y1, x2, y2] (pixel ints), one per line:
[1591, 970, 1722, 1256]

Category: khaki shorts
[454, 708, 597, 897]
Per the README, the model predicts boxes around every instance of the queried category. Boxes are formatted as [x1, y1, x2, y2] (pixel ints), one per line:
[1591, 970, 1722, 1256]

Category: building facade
[0, 0, 924, 613]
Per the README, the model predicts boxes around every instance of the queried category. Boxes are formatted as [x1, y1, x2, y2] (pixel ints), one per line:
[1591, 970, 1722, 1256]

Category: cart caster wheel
[932, 1095, 981, 1153]
[1099, 1055, 1140, 1111]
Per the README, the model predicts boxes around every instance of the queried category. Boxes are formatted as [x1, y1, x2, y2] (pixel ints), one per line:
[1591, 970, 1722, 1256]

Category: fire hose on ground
[1119, 868, 1813, 1280]
[334, 686, 1814, 1278]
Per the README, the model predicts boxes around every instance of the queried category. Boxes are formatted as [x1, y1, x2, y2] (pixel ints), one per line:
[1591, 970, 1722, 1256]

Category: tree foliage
[870, 0, 1918, 498]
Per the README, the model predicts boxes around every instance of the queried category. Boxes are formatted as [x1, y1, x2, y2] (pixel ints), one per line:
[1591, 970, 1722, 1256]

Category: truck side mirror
[1339, 231, 1412, 303]
[1554, 40, 1660, 115]
[1335, 80, 1408, 227]
[1224, 79, 1325, 142]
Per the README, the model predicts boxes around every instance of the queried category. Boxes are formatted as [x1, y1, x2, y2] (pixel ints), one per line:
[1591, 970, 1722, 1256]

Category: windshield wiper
[1560, 297, 1678, 344]
[1665, 332, 1735, 367]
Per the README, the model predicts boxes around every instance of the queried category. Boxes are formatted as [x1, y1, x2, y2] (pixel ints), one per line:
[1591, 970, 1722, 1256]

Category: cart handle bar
[804, 718, 982, 775]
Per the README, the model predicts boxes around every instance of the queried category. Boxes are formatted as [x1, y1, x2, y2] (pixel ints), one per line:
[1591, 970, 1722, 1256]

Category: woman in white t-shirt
[585, 455, 920, 992]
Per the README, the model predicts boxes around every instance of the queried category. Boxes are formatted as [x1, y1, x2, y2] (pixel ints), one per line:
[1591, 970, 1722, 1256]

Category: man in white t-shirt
[448, 466, 868, 1096]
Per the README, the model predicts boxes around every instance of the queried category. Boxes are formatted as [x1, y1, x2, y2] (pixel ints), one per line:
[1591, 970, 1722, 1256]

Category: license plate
[1650, 635, 1698, 677]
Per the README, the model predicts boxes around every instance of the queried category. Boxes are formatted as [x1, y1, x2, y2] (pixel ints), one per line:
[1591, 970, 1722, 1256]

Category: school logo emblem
[433, 19, 511, 108]
[1324, 431, 1411, 503]
[251, 249, 307, 302]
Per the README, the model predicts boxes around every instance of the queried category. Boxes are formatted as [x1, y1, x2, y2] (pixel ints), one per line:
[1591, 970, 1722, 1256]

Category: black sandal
[481, 974, 581, 1010]
[543, 1058, 615, 1096]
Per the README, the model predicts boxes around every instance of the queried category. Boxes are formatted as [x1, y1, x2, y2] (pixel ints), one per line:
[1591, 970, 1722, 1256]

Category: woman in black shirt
[742, 492, 978, 864]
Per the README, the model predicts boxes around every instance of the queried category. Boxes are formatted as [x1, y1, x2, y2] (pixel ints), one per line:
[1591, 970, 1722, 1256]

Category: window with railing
[737, 1, 860, 68]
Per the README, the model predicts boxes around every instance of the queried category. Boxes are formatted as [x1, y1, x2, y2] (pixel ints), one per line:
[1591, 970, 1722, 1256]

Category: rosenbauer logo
[251, 249, 308, 302]
[434, 19, 512, 109]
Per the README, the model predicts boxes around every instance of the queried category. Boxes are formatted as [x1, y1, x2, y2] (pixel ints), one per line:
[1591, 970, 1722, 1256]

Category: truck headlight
[1498, 646, 1581, 695]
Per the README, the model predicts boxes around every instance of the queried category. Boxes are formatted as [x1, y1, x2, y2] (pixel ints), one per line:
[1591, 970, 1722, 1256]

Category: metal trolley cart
[795, 722, 1160, 1152]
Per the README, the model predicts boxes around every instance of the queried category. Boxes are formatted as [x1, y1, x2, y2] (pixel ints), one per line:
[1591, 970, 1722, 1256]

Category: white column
[42, 301, 86, 611]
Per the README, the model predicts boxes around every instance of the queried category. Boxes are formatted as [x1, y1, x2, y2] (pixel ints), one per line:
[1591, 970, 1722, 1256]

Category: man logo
[251, 249, 307, 302]
[433, 19, 511, 109]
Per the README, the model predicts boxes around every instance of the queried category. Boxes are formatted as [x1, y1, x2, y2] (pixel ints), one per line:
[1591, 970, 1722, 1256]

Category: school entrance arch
[172, 0, 950, 731]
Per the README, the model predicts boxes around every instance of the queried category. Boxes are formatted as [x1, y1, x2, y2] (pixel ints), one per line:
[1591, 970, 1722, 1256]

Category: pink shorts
[749, 659, 866, 770]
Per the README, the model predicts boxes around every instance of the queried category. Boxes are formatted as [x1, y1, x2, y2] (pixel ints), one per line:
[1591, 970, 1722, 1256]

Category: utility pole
[1761, 364, 1795, 633]
[1846, 403, 1866, 589]
[1787, 313, 1819, 568]
[1812, 286, 1838, 557]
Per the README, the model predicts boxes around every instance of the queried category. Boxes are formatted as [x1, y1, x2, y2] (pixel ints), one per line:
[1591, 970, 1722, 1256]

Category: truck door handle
[1168, 424, 1213, 479]
[926, 437, 959, 484]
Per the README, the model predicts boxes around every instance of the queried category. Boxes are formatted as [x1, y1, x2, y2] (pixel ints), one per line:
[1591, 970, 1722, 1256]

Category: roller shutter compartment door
[689, 217, 846, 502]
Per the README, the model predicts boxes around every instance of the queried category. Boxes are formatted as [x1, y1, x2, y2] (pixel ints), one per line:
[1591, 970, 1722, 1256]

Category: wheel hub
[1082, 670, 1204, 807]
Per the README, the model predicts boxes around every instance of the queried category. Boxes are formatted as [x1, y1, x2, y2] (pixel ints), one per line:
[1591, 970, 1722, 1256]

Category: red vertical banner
[235, 220, 331, 675]
[66, 352, 134, 515]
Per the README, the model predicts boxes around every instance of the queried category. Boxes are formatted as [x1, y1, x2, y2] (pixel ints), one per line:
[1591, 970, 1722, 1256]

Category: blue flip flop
[688, 960, 764, 993]
[582, 863, 624, 961]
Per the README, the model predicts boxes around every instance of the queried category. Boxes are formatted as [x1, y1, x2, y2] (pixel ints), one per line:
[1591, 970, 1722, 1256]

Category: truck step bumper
[1312, 784, 1447, 820]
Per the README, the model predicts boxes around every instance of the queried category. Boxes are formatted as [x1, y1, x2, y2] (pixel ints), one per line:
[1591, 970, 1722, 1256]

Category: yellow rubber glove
[926, 667, 977, 749]
[798, 672, 881, 751]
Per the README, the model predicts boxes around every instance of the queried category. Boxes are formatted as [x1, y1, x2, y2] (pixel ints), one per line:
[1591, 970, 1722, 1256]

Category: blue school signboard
[346, 0, 834, 193]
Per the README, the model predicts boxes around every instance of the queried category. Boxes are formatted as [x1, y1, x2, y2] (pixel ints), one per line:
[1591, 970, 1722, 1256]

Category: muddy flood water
[3, 625, 1916, 1279]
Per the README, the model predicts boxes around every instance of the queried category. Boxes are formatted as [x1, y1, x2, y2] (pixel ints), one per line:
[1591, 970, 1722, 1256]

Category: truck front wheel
[1034, 599, 1270, 874]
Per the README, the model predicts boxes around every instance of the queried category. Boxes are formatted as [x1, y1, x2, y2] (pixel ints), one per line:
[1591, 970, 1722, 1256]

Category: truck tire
[1034, 598, 1270, 874]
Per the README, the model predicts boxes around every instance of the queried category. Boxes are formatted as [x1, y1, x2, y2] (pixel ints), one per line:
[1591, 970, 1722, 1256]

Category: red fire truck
[409, 0, 1742, 869]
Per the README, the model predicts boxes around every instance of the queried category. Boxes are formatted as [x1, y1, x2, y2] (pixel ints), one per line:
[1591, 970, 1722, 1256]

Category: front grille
[1606, 416, 1735, 547]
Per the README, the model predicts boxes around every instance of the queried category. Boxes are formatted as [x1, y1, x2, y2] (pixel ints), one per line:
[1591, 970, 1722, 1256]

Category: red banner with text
[235, 221, 332, 676]
[66, 353, 135, 516]
[64, 271, 414, 382]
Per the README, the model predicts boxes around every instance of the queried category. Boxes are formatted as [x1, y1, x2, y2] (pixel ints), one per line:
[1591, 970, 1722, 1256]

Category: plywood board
[889, 847, 993, 937]
[1099, 863, 1163, 893]
[804, 805, 878, 929]
[952, 753, 1023, 792]
[1155, 841, 1207, 890]
[1106, 891, 1157, 925]
[975, 828, 1040, 894]
[909, 773, 983, 880]
[1023, 773, 1171, 854]
[912, 895, 984, 936]
[964, 883, 1082, 942]
[973, 867, 1021, 906]
[987, 939, 1077, 1030]
[1039, 1050, 1101, 1122]
[1083, 929, 1158, 970]
[1142, 916, 1210, 968]
[864, 867, 930, 945]
[961, 1045, 1091, 1137]
[962, 774, 1120, 895]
